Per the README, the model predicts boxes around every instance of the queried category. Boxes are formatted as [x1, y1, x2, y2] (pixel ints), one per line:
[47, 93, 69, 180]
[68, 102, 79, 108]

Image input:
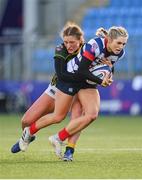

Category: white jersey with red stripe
[67, 37, 125, 73]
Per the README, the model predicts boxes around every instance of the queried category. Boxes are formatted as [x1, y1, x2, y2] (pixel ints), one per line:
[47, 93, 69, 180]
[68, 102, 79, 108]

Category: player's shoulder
[55, 43, 68, 59]
[88, 36, 103, 44]
[84, 37, 103, 53]
[54, 43, 68, 59]
[55, 43, 64, 52]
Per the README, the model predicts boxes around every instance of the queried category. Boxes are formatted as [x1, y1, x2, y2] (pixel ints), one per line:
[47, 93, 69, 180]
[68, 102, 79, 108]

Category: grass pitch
[0, 114, 142, 179]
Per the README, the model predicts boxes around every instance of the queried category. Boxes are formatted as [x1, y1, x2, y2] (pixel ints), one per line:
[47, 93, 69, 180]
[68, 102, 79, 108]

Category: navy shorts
[56, 80, 97, 96]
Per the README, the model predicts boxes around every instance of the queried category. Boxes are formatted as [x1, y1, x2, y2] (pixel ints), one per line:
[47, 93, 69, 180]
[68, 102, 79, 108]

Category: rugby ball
[87, 64, 112, 85]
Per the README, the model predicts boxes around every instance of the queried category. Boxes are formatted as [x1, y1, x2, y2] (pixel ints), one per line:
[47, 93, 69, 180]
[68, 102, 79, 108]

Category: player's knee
[87, 112, 98, 122]
[53, 114, 65, 123]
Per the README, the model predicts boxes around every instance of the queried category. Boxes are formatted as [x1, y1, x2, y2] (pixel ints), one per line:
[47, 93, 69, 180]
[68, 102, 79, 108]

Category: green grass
[0, 114, 142, 179]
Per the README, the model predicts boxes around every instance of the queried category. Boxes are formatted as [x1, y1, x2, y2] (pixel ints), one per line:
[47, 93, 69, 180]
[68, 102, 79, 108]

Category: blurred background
[0, 0, 142, 115]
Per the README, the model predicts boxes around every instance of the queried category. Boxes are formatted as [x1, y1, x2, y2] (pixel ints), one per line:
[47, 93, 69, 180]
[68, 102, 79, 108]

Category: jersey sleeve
[54, 50, 85, 83]
[82, 43, 96, 61]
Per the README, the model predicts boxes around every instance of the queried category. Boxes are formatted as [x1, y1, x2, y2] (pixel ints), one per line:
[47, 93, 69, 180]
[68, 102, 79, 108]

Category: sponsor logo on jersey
[56, 45, 63, 51]
[68, 88, 73, 93]
[91, 43, 98, 52]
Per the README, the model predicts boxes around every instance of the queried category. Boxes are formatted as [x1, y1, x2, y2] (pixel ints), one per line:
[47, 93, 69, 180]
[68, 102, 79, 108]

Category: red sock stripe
[29, 122, 38, 135]
[58, 128, 70, 141]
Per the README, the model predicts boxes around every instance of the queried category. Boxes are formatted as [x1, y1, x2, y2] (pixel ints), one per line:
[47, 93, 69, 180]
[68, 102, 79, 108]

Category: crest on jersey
[56, 44, 63, 51]
[91, 43, 98, 53]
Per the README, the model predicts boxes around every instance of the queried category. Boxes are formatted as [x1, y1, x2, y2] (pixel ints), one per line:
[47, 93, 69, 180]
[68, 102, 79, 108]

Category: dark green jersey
[51, 43, 82, 85]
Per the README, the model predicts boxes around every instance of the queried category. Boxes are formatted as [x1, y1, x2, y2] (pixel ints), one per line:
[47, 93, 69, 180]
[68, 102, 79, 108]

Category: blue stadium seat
[32, 48, 54, 74]
[135, 58, 142, 72]
[109, 0, 142, 7]
[81, 4, 142, 74]
[115, 58, 129, 73]
[82, 6, 142, 37]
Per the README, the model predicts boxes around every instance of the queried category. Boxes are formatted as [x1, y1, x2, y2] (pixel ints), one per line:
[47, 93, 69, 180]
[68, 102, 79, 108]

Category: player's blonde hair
[96, 27, 108, 38]
[60, 21, 85, 44]
[96, 26, 129, 39]
[108, 26, 129, 39]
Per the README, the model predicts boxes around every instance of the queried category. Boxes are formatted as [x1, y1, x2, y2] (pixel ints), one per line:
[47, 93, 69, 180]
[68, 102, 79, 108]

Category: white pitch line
[30, 147, 142, 153]
[76, 148, 142, 152]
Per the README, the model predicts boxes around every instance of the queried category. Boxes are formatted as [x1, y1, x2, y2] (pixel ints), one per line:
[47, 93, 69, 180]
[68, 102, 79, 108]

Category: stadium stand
[22, 0, 142, 77]
[32, 47, 55, 74]
[81, 0, 142, 75]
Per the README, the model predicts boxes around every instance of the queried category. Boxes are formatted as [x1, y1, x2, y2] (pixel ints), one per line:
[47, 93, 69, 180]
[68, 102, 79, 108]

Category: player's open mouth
[68, 48, 73, 51]
[115, 49, 121, 53]
[68, 50, 74, 53]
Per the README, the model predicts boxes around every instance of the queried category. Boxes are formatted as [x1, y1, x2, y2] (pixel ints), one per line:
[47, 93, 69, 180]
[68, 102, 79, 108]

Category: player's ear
[107, 37, 113, 44]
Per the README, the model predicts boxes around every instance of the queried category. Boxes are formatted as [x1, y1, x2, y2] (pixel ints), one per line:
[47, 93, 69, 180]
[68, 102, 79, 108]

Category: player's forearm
[54, 57, 85, 83]
[78, 57, 103, 85]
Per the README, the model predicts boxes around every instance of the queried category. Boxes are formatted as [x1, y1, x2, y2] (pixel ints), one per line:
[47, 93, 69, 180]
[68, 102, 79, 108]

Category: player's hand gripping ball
[86, 64, 112, 85]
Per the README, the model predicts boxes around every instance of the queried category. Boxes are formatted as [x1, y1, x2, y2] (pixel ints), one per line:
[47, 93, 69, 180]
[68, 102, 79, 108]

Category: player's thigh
[70, 95, 82, 119]
[54, 89, 73, 118]
[22, 93, 55, 124]
[78, 88, 100, 114]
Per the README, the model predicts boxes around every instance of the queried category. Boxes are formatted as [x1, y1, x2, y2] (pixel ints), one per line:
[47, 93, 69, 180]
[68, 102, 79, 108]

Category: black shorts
[56, 80, 97, 96]
[80, 82, 97, 90]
